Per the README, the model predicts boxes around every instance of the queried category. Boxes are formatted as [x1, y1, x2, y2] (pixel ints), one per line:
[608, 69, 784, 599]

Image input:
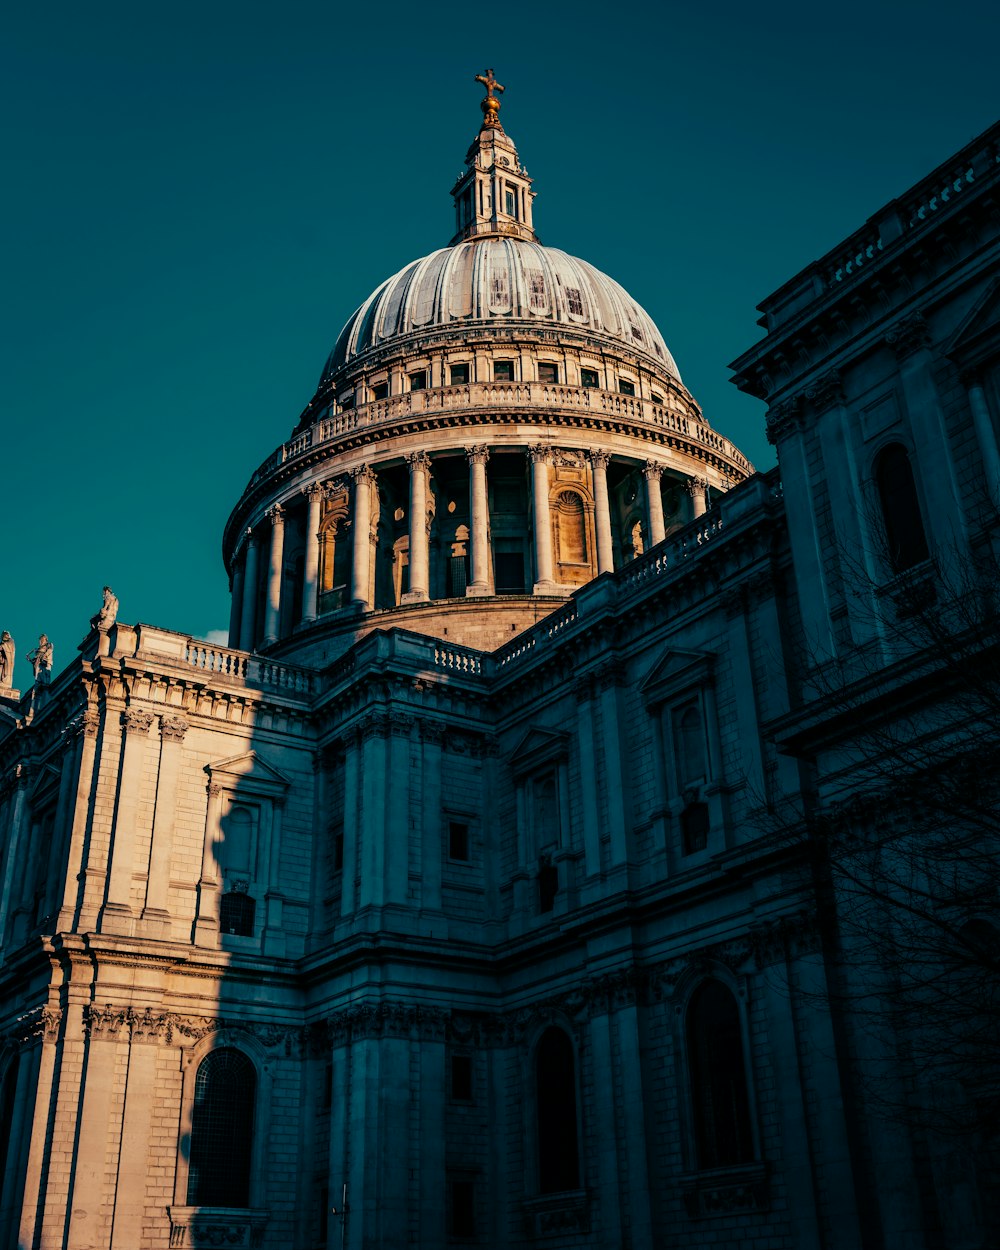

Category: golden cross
[475, 68, 505, 101]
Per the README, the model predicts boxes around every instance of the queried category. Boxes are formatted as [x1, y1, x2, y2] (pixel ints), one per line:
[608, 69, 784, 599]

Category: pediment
[29, 762, 62, 803]
[205, 749, 291, 796]
[509, 727, 569, 775]
[639, 648, 715, 707]
[943, 278, 1000, 371]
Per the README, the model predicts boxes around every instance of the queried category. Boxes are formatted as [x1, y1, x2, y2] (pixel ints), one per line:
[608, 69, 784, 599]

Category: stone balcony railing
[245, 381, 752, 493]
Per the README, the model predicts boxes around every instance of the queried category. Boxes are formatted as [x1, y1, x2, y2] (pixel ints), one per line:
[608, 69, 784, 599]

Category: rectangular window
[651, 392, 663, 405]
[451, 1054, 473, 1102]
[450, 362, 469, 385]
[566, 287, 584, 317]
[538, 860, 559, 913]
[495, 551, 525, 593]
[505, 188, 517, 218]
[494, 360, 514, 381]
[449, 1179, 476, 1238]
[333, 830, 344, 872]
[371, 382, 388, 401]
[527, 268, 546, 309]
[619, 379, 636, 396]
[538, 362, 558, 384]
[322, 1061, 333, 1108]
[580, 368, 599, 388]
[409, 370, 426, 391]
[449, 820, 470, 861]
[448, 555, 468, 597]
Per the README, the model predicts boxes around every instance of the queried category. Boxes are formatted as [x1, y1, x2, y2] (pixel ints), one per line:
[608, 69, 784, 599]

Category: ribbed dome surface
[322, 238, 680, 382]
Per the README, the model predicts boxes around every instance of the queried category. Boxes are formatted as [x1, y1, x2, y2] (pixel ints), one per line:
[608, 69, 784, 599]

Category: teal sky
[3, 0, 997, 683]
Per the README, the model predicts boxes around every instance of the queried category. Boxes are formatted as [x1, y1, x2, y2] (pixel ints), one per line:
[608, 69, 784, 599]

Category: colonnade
[228, 447, 711, 651]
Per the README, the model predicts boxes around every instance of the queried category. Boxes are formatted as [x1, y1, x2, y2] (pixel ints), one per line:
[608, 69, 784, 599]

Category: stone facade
[0, 95, 998, 1250]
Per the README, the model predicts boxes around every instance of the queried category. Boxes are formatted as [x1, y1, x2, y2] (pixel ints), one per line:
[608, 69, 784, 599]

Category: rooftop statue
[0, 631, 14, 688]
[27, 634, 53, 685]
[89, 585, 119, 632]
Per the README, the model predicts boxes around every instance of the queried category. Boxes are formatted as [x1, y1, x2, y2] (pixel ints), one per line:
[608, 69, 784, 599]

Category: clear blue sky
[2, 0, 997, 684]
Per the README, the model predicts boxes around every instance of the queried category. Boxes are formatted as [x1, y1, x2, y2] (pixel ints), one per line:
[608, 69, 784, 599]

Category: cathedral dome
[322, 239, 680, 383]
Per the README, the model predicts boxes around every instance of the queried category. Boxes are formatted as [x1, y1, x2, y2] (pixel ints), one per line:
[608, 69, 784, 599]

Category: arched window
[535, 1027, 579, 1193]
[687, 981, 753, 1169]
[875, 443, 929, 572]
[187, 1048, 256, 1207]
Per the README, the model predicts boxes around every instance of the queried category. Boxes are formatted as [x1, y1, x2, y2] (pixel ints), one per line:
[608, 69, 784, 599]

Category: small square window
[651, 392, 663, 405]
[580, 368, 599, 388]
[371, 383, 388, 401]
[449, 821, 470, 861]
[451, 1054, 473, 1102]
[494, 360, 514, 381]
[450, 362, 469, 385]
[538, 362, 558, 384]
[409, 371, 426, 391]
[619, 379, 636, 396]
[449, 1179, 476, 1238]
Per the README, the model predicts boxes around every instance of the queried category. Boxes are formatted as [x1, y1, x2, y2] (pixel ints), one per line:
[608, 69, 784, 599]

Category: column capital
[303, 481, 326, 501]
[351, 464, 377, 485]
[765, 396, 805, 445]
[243, 525, 258, 547]
[642, 460, 665, 481]
[884, 311, 930, 360]
[589, 450, 611, 471]
[265, 502, 285, 523]
[684, 477, 709, 496]
[527, 444, 552, 465]
[405, 451, 431, 471]
[159, 714, 189, 743]
[804, 369, 845, 413]
[122, 708, 154, 736]
[465, 445, 490, 466]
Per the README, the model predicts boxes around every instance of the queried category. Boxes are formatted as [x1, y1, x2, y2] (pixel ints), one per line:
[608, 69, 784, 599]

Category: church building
[1, 76, 997, 1250]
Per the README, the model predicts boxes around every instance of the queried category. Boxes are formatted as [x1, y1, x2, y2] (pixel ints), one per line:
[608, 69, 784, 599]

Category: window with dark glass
[449, 820, 470, 861]
[875, 443, 929, 572]
[450, 362, 469, 385]
[187, 1048, 256, 1207]
[505, 188, 517, 218]
[371, 382, 388, 401]
[538, 860, 559, 913]
[680, 801, 710, 854]
[494, 360, 514, 381]
[687, 981, 753, 1169]
[538, 362, 558, 384]
[322, 1061, 333, 1109]
[619, 379, 636, 396]
[536, 1028, 579, 1192]
[448, 1178, 476, 1237]
[651, 392, 663, 405]
[333, 829, 344, 873]
[408, 370, 426, 391]
[448, 554, 469, 597]
[580, 368, 599, 388]
[451, 1054, 473, 1102]
[495, 551, 525, 593]
[220, 890, 255, 937]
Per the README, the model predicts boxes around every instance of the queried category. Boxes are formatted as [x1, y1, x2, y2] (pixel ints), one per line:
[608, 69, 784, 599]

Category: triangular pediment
[943, 278, 1000, 370]
[510, 726, 569, 775]
[640, 647, 715, 706]
[29, 761, 62, 803]
[205, 749, 291, 795]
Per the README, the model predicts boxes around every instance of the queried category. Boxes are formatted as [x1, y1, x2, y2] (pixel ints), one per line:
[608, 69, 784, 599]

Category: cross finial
[474, 67, 505, 130]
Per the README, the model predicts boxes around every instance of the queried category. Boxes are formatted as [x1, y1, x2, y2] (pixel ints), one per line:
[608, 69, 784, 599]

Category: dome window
[408, 370, 426, 391]
[450, 362, 469, 385]
[619, 379, 636, 396]
[566, 287, 584, 317]
[580, 368, 599, 389]
[504, 187, 518, 219]
[538, 362, 558, 384]
[371, 382, 388, 401]
[494, 360, 514, 382]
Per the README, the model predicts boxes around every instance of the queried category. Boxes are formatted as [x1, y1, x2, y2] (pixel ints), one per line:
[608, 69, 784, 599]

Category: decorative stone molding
[527, 444, 552, 464]
[122, 708, 154, 736]
[264, 503, 284, 522]
[10, 1006, 62, 1047]
[684, 476, 710, 497]
[167, 1207, 269, 1248]
[351, 464, 377, 485]
[405, 451, 431, 470]
[803, 369, 845, 413]
[643, 460, 665, 481]
[159, 714, 189, 743]
[764, 397, 804, 445]
[588, 449, 611, 470]
[465, 444, 490, 465]
[418, 718, 447, 745]
[884, 311, 930, 360]
[682, 1163, 770, 1218]
[522, 1191, 590, 1239]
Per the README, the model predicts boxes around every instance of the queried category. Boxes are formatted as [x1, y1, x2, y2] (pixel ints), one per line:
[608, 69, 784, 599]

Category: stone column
[302, 482, 325, 622]
[0, 765, 30, 946]
[58, 709, 99, 930]
[643, 460, 666, 545]
[102, 708, 154, 931]
[403, 452, 431, 601]
[239, 529, 260, 651]
[965, 374, 1000, 509]
[351, 466, 376, 608]
[590, 450, 614, 574]
[194, 782, 225, 945]
[466, 446, 491, 594]
[529, 445, 556, 592]
[686, 475, 708, 520]
[141, 714, 188, 928]
[262, 503, 285, 646]
[228, 551, 245, 648]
